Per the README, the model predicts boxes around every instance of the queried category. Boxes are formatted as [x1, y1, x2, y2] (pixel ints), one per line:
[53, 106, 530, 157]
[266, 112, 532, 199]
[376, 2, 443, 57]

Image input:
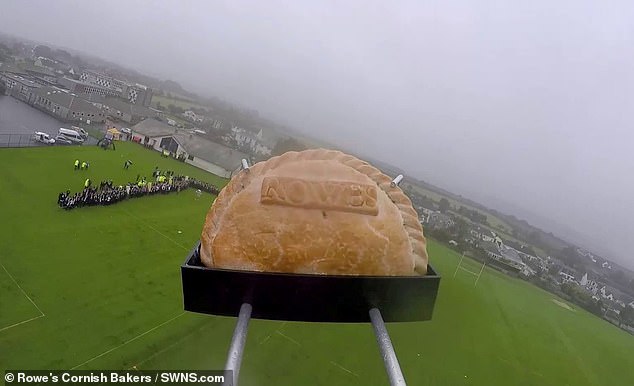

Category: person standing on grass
[74, 159, 80, 170]
[81, 161, 87, 170]
[84, 178, 91, 188]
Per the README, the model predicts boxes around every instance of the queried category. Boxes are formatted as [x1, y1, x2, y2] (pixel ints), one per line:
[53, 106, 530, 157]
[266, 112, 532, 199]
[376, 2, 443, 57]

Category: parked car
[33, 132, 55, 145]
[54, 135, 73, 145]
[71, 126, 89, 140]
[58, 128, 85, 144]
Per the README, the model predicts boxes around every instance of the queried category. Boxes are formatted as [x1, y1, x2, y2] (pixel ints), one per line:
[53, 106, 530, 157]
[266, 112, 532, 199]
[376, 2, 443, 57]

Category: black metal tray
[181, 242, 440, 323]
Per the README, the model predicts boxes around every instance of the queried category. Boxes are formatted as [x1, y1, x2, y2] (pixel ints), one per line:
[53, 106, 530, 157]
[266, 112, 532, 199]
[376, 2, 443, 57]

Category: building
[79, 70, 153, 106]
[585, 279, 599, 295]
[559, 270, 577, 285]
[599, 286, 614, 301]
[58, 77, 121, 98]
[427, 212, 454, 229]
[32, 87, 105, 123]
[183, 110, 204, 123]
[520, 265, 537, 277]
[99, 97, 156, 124]
[480, 241, 503, 260]
[0, 72, 41, 103]
[131, 119, 248, 177]
[469, 227, 494, 241]
[500, 247, 526, 271]
[579, 273, 588, 286]
[480, 241, 525, 274]
[418, 207, 434, 223]
[130, 118, 177, 143]
[209, 119, 223, 130]
[230, 126, 274, 157]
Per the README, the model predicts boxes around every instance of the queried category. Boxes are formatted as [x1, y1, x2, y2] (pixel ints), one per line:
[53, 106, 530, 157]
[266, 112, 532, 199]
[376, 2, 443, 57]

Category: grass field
[405, 182, 512, 231]
[151, 95, 208, 111]
[1, 143, 634, 385]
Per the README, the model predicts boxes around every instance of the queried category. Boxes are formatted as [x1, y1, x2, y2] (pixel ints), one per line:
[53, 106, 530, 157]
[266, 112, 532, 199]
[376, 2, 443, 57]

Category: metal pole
[369, 308, 407, 386]
[223, 303, 252, 386]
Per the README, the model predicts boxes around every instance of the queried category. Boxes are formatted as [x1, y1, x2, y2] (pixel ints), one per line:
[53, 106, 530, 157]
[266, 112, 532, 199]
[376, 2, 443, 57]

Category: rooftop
[173, 132, 249, 171]
[101, 97, 154, 118]
[131, 118, 177, 137]
[35, 86, 101, 114]
[501, 247, 524, 265]
[480, 241, 501, 255]
[1, 73, 41, 88]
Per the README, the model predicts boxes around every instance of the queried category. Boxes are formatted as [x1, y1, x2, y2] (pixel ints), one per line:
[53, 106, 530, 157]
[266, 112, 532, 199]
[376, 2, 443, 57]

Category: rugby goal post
[453, 252, 486, 287]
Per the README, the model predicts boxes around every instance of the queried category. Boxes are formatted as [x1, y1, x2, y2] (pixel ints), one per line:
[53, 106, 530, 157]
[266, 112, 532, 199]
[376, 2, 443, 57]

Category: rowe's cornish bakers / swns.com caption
[4, 370, 230, 385]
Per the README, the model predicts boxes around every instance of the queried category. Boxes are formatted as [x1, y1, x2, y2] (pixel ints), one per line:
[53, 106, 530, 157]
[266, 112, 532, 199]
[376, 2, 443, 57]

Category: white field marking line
[258, 334, 272, 345]
[128, 329, 192, 369]
[122, 209, 189, 251]
[458, 267, 479, 276]
[0, 261, 45, 316]
[0, 314, 45, 333]
[128, 318, 213, 370]
[0, 261, 46, 333]
[275, 330, 301, 347]
[330, 361, 360, 378]
[259, 321, 288, 345]
[71, 312, 185, 370]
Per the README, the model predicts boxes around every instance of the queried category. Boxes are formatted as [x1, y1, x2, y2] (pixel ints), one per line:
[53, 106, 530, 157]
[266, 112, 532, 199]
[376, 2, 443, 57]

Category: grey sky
[2, 0, 634, 266]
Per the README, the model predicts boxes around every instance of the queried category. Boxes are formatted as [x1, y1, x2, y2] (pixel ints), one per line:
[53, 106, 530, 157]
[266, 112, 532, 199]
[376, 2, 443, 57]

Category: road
[0, 95, 98, 146]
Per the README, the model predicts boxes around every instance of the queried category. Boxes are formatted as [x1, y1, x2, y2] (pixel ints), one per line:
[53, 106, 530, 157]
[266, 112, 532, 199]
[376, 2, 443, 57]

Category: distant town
[1, 33, 633, 333]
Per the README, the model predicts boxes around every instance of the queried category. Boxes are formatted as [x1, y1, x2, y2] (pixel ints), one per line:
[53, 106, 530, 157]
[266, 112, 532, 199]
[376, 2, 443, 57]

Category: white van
[58, 128, 85, 144]
[71, 126, 89, 140]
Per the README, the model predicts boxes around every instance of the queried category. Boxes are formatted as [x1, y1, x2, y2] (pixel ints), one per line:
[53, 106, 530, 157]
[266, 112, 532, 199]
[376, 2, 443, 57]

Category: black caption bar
[4, 371, 231, 385]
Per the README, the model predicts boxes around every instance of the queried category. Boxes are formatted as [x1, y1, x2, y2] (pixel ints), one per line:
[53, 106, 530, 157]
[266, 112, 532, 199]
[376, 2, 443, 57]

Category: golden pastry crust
[200, 149, 428, 276]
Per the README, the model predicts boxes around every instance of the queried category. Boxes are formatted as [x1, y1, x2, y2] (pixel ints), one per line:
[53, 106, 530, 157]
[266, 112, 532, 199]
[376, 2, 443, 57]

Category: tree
[167, 104, 184, 115]
[609, 270, 628, 286]
[558, 246, 585, 270]
[620, 306, 634, 327]
[33, 44, 53, 58]
[548, 264, 561, 276]
[272, 137, 307, 156]
[53, 48, 72, 63]
[439, 198, 450, 213]
[528, 230, 541, 243]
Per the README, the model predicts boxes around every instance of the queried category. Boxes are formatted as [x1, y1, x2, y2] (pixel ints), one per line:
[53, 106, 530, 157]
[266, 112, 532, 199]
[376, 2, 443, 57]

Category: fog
[2, 0, 633, 267]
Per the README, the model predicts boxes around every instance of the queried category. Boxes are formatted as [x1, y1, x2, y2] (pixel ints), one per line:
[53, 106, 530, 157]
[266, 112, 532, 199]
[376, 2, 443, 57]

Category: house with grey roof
[32, 86, 105, 123]
[500, 247, 525, 271]
[480, 241, 503, 260]
[0, 72, 41, 103]
[99, 97, 156, 124]
[131, 118, 248, 177]
[479, 241, 525, 275]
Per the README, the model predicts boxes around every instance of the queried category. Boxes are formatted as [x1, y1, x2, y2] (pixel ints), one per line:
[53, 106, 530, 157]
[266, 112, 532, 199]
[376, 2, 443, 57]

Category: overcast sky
[2, 0, 634, 267]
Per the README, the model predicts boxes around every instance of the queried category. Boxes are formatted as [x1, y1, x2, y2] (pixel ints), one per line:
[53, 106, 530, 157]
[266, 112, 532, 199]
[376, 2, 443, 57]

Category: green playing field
[1, 142, 633, 385]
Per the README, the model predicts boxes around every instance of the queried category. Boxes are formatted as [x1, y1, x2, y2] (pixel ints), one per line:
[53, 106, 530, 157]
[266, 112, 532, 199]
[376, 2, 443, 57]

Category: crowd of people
[57, 166, 221, 210]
